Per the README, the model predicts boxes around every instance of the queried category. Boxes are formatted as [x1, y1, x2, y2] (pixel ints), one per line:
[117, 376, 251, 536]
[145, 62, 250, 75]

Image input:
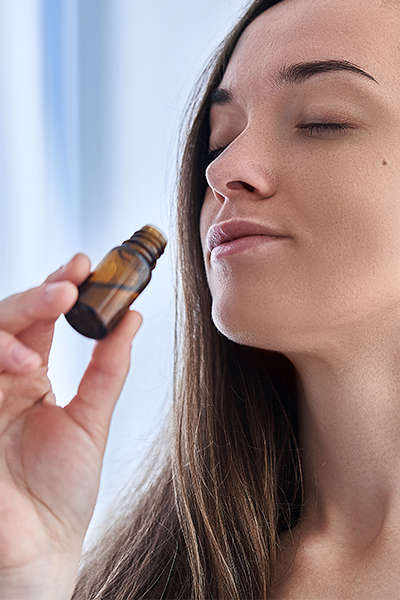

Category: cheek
[284, 135, 400, 261]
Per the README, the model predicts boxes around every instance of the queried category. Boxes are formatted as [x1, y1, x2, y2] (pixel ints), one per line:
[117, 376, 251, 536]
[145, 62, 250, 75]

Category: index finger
[0, 281, 78, 336]
[0, 253, 91, 336]
[45, 253, 91, 286]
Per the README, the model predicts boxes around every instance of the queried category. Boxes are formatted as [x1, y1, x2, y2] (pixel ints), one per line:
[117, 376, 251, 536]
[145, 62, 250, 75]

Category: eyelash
[205, 144, 227, 168]
[205, 123, 352, 168]
[296, 122, 352, 137]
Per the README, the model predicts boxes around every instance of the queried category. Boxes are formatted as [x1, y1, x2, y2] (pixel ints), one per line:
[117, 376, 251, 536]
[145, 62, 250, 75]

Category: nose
[205, 133, 279, 204]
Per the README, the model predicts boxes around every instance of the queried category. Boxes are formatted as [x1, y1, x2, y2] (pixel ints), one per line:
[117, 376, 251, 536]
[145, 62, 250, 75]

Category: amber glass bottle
[65, 225, 167, 339]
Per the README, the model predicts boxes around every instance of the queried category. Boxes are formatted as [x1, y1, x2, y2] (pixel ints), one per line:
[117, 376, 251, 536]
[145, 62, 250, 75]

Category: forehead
[221, 0, 400, 93]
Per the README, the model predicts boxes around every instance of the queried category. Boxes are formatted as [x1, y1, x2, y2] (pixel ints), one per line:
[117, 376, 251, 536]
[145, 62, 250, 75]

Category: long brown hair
[73, 1, 302, 598]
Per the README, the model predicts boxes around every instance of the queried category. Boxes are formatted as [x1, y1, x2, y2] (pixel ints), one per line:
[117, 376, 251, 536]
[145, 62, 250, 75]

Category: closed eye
[204, 144, 228, 169]
[296, 122, 354, 137]
[205, 122, 354, 173]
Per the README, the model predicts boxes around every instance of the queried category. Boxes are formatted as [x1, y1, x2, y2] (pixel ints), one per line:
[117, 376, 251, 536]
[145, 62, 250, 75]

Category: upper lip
[206, 220, 289, 253]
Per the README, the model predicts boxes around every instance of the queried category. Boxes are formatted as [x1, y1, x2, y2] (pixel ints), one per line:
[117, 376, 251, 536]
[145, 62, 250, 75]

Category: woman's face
[199, 0, 400, 353]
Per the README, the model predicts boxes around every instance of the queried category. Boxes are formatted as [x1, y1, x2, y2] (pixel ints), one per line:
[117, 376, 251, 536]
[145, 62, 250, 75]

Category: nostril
[226, 180, 255, 193]
[242, 181, 255, 192]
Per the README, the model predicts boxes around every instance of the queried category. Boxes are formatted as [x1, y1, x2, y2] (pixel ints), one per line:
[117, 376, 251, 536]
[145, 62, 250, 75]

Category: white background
[0, 0, 250, 543]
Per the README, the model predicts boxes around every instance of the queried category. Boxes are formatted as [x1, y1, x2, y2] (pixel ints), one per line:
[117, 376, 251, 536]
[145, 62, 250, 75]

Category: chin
[210, 296, 335, 356]
[211, 301, 290, 351]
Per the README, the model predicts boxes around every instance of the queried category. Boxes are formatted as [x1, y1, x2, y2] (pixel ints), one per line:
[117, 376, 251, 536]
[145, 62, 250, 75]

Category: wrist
[0, 554, 79, 600]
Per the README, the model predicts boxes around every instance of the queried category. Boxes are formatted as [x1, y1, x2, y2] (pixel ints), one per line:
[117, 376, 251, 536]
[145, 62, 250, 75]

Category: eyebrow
[276, 59, 379, 85]
[210, 59, 378, 106]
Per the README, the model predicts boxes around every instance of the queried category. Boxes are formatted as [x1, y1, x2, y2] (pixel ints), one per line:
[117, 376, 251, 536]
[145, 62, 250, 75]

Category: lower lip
[210, 235, 288, 260]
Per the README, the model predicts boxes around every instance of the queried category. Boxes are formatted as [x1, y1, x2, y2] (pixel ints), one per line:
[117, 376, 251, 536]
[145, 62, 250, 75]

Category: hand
[0, 255, 142, 599]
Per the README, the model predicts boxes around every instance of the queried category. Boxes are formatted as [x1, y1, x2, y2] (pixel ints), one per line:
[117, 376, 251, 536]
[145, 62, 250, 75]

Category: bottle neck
[124, 239, 157, 268]
[126, 226, 166, 266]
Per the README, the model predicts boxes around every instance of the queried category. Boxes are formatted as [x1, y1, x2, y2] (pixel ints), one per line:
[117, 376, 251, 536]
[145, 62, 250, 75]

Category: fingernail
[51, 257, 73, 278]
[53, 264, 66, 276]
[11, 344, 41, 368]
[63, 256, 75, 270]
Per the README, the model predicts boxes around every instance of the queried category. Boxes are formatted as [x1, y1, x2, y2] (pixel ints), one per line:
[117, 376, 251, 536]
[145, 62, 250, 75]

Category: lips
[206, 220, 289, 254]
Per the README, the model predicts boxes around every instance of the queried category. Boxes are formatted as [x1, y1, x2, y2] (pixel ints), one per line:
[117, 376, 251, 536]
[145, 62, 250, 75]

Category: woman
[1, 0, 400, 597]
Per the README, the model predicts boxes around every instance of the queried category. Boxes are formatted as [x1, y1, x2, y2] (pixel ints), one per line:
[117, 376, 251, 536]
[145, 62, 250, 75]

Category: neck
[285, 315, 400, 550]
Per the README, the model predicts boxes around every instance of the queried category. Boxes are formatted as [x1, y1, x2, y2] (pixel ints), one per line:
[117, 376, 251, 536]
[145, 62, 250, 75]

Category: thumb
[64, 310, 142, 452]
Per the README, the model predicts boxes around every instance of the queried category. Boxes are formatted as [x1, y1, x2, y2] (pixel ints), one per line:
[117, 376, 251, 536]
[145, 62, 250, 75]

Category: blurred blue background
[0, 0, 248, 543]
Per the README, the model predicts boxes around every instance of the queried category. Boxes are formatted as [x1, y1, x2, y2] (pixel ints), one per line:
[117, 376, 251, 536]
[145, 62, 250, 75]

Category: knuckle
[0, 368, 51, 428]
[0, 332, 16, 361]
[30, 368, 52, 399]
[3, 366, 51, 403]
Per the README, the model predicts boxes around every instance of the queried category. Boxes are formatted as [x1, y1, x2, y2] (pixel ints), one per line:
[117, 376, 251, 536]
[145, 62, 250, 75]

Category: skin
[0, 255, 142, 599]
[200, 0, 400, 597]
